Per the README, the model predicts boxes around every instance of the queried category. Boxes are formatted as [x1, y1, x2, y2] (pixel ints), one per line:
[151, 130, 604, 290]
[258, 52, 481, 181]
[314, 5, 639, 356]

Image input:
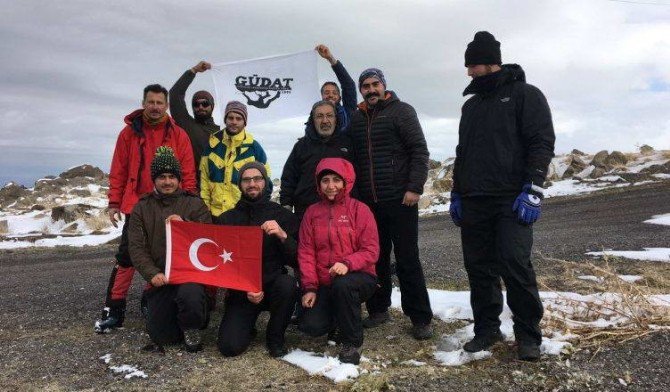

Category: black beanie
[150, 146, 182, 182]
[192, 90, 214, 106]
[465, 31, 502, 66]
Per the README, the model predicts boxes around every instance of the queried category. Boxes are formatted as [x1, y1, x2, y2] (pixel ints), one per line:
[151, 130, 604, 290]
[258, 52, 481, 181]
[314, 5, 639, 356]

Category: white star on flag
[220, 249, 233, 264]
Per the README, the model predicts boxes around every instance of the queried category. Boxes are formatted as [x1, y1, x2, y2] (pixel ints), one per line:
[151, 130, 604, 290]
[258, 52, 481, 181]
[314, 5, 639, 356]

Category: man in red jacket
[298, 158, 379, 365]
[94, 84, 197, 334]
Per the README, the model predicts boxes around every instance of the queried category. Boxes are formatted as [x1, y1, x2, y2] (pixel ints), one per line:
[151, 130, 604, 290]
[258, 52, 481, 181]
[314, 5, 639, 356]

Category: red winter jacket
[298, 157, 379, 292]
[108, 109, 197, 214]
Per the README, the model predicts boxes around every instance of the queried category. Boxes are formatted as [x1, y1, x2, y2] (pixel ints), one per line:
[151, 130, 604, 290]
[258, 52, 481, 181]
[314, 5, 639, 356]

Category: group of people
[94, 32, 555, 364]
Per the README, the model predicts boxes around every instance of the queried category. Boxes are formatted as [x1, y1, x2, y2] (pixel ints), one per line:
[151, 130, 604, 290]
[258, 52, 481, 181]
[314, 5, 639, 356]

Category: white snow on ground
[578, 275, 604, 283]
[109, 364, 147, 379]
[618, 275, 643, 283]
[99, 354, 112, 364]
[420, 202, 450, 216]
[401, 359, 426, 366]
[653, 173, 670, 180]
[644, 213, 670, 226]
[586, 248, 670, 263]
[282, 349, 359, 383]
[391, 288, 670, 366]
[0, 226, 122, 249]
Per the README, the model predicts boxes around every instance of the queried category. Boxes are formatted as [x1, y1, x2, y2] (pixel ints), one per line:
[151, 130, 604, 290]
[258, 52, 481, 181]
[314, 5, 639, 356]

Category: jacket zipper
[327, 205, 334, 267]
[365, 110, 378, 202]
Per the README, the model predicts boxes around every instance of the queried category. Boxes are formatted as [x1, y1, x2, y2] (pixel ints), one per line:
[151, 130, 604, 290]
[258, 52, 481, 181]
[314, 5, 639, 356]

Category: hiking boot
[94, 306, 125, 334]
[183, 329, 203, 352]
[410, 323, 433, 340]
[363, 311, 390, 329]
[339, 344, 361, 365]
[517, 342, 541, 362]
[268, 343, 288, 358]
[463, 330, 504, 353]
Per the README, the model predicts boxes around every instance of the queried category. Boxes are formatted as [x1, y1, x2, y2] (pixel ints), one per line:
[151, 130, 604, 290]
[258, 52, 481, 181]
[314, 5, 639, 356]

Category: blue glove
[449, 191, 462, 227]
[512, 184, 542, 225]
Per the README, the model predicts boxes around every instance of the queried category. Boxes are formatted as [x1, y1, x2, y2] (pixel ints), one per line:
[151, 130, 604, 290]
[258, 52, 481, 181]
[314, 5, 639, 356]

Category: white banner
[211, 50, 318, 126]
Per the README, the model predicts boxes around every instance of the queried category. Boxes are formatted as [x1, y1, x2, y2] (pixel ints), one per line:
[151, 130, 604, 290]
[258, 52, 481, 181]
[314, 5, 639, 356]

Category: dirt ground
[1, 181, 669, 391]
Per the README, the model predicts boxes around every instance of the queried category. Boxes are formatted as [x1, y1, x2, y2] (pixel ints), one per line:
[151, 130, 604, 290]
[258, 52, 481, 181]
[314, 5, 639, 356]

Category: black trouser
[104, 219, 135, 309]
[365, 201, 433, 325]
[217, 274, 298, 357]
[146, 283, 207, 345]
[461, 196, 543, 345]
[299, 272, 377, 347]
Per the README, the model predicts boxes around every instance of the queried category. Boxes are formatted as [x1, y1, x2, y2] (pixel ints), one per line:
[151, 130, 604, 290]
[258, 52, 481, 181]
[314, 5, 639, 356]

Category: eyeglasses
[315, 114, 335, 120]
[193, 100, 211, 108]
[240, 176, 265, 184]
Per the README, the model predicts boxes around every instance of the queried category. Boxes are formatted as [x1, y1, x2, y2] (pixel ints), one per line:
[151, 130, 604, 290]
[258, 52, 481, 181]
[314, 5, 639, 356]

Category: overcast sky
[1, 0, 669, 186]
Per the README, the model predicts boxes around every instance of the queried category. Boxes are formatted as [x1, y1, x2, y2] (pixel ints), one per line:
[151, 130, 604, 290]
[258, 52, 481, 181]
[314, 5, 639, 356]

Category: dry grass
[82, 211, 111, 232]
[538, 256, 670, 357]
[662, 150, 670, 160]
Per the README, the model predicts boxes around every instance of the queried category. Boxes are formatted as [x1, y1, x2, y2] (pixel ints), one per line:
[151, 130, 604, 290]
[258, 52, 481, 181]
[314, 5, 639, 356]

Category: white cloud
[0, 0, 668, 185]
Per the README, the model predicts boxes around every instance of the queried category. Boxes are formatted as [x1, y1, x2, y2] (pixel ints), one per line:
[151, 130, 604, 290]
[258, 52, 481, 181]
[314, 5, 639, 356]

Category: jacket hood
[357, 90, 399, 113]
[124, 109, 176, 136]
[315, 157, 355, 202]
[463, 64, 526, 96]
[304, 110, 340, 141]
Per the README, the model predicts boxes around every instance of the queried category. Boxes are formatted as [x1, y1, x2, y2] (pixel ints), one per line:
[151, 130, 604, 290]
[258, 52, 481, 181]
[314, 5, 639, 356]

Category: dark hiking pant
[299, 272, 377, 347]
[218, 274, 298, 357]
[365, 201, 433, 325]
[104, 219, 135, 309]
[146, 283, 207, 345]
[461, 196, 544, 345]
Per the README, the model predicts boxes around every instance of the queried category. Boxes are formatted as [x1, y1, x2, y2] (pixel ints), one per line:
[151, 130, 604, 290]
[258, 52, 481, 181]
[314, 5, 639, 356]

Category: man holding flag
[215, 162, 300, 358]
[128, 146, 211, 352]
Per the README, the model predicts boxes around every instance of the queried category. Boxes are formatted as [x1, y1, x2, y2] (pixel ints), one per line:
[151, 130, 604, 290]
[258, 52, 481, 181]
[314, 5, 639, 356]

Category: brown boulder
[590, 150, 609, 168]
[589, 167, 607, 179]
[571, 149, 586, 155]
[432, 178, 453, 193]
[59, 165, 105, 180]
[0, 219, 8, 234]
[34, 177, 67, 193]
[639, 145, 654, 155]
[0, 182, 29, 207]
[51, 204, 93, 223]
[605, 151, 628, 167]
[428, 159, 442, 170]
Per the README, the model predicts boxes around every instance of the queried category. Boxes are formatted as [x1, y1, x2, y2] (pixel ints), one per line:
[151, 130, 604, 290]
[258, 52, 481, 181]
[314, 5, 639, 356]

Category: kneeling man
[215, 162, 300, 357]
[128, 146, 212, 352]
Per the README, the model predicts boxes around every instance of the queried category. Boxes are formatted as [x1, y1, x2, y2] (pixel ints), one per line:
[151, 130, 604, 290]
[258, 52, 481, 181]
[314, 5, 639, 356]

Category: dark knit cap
[358, 68, 386, 89]
[237, 161, 268, 186]
[465, 31, 502, 66]
[192, 90, 214, 106]
[151, 146, 182, 182]
[225, 100, 248, 125]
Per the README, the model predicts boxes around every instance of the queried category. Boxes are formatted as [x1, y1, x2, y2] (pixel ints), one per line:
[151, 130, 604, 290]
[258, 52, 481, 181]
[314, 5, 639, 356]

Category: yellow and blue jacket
[200, 129, 270, 217]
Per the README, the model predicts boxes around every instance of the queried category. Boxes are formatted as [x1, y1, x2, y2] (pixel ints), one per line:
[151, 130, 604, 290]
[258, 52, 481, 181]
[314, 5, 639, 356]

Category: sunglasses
[193, 100, 211, 108]
[240, 176, 265, 184]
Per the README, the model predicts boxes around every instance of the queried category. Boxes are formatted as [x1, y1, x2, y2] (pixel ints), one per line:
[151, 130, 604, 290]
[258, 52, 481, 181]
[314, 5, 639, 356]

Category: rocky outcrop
[51, 204, 94, 223]
[639, 145, 654, 155]
[604, 151, 628, 167]
[0, 182, 30, 209]
[59, 165, 105, 180]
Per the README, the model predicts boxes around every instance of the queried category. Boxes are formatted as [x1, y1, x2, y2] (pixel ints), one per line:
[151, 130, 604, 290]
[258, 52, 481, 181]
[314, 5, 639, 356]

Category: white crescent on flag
[188, 238, 219, 272]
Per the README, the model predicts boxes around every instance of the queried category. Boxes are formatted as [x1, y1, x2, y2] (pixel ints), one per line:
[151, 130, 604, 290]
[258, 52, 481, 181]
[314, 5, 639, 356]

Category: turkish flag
[165, 220, 262, 292]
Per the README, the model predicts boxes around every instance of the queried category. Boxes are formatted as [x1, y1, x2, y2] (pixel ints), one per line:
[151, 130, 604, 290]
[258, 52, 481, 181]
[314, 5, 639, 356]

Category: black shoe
[339, 344, 361, 365]
[517, 342, 541, 362]
[363, 311, 390, 329]
[463, 330, 504, 353]
[94, 306, 125, 334]
[268, 344, 288, 358]
[410, 323, 433, 340]
[183, 329, 203, 352]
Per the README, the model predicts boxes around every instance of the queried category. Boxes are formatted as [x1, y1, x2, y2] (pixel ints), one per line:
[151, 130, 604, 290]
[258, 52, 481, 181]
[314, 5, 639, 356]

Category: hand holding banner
[166, 220, 262, 292]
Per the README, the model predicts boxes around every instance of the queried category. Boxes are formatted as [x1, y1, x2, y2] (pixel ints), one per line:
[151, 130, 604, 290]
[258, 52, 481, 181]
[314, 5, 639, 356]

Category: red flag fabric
[166, 220, 262, 292]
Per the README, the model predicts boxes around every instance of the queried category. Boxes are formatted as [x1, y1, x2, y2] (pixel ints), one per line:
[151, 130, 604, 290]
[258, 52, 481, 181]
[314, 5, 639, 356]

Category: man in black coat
[449, 31, 555, 362]
[280, 100, 352, 220]
[169, 61, 220, 181]
[215, 162, 300, 358]
[349, 68, 433, 340]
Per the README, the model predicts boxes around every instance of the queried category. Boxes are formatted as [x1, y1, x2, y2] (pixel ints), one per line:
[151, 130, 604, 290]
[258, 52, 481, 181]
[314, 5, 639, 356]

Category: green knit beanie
[150, 146, 182, 182]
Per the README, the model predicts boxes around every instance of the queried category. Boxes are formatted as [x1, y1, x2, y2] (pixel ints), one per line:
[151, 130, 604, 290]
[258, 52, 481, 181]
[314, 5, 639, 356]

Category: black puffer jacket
[453, 64, 555, 197]
[214, 195, 299, 287]
[349, 91, 429, 203]
[279, 114, 352, 214]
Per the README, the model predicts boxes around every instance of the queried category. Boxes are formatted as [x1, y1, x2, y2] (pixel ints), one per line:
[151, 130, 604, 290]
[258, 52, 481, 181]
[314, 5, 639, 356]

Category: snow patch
[282, 349, 359, 383]
[434, 349, 491, 366]
[109, 364, 147, 379]
[644, 213, 670, 226]
[586, 248, 670, 262]
[577, 275, 604, 283]
[618, 275, 643, 283]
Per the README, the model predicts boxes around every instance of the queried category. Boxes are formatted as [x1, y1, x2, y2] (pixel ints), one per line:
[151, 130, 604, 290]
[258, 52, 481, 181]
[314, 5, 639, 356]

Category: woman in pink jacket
[298, 157, 379, 365]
